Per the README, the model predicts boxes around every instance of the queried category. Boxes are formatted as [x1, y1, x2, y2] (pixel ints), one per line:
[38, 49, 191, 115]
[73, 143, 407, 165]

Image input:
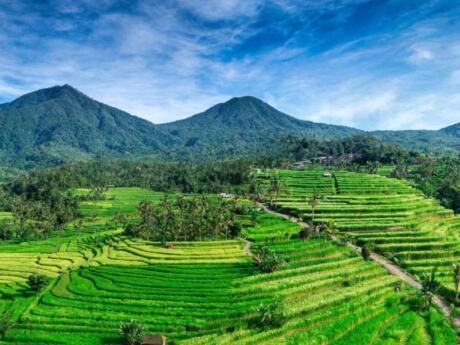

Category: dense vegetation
[3, 85, 460, 169]
[0, 187, 455, 344]
[3, 159, 253, 193]
[279, 134, 421, 164]
[124, 194, 241, 243]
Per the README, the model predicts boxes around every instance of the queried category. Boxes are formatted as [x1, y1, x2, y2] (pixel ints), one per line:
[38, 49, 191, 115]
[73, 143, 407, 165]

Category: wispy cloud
[0, 0, 459, 129]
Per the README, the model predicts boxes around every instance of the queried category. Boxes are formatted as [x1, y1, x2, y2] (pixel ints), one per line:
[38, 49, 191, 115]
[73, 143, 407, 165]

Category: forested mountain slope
[159, 96, 361, 159]
[1, 85, 460, 167]
[0, 85, 175, 167]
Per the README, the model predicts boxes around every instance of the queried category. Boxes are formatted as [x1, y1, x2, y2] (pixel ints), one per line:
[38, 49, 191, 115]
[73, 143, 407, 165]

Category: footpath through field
[257, 202, 460, 328]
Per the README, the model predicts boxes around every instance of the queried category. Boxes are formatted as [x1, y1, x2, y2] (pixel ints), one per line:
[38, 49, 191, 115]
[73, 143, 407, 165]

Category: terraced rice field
[7, 240, 251, 344]
[0, 187, 456, 344]
[184, 215, 455, 344]
[259, 169, 460, 321]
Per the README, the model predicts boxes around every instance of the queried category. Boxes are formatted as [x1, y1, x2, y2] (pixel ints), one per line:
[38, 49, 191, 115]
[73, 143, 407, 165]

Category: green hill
[371, 129, 460, 155]
[1, 85, 460, 167]
[159, 96, 361, 159]
[0, 85, 175, 167]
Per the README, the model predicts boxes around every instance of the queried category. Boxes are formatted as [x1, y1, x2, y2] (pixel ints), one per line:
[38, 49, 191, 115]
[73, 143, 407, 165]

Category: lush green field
[0, 186, 456, 344]
[259, 169, 460, 321]
[185, 214, 454, 344]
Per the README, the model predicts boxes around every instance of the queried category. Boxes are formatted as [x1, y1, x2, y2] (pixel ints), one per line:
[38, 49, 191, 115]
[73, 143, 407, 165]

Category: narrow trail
[257, 202, 460, 328]
[240, 237, 255, 258]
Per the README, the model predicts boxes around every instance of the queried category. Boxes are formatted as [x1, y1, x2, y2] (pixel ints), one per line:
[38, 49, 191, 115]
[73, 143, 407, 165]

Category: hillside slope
[0, 85, 175, 166]
[159, 96, 362, 159]
[1, 85, 460, 167]
[371, 129, 460, 154]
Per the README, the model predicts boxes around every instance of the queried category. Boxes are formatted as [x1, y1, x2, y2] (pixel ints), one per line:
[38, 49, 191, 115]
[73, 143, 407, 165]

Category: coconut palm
[453, 263, 460, 302]
[310, 190, 321, 223]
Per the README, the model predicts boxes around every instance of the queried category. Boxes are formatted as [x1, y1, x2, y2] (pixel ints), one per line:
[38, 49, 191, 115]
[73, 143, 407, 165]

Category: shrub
[361, 246, 371, 260]
[342, 278, 356, 287]
[253, 246, 284, 273]
[120, 320, 144, 345]
[27, 273, 50, 293]
[252, 302, 285, 330]
[0, 312, 11, 340]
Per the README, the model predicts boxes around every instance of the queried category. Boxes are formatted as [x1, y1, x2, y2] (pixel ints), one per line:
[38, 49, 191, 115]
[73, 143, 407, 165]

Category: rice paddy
[0, 183, 457, 344]
[259, 168, 460, 327]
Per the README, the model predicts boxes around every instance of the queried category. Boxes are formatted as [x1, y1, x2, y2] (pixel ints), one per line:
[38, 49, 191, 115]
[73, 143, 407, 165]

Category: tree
[319, 220, 337, 240]
[453, 263, 460, 302]
[252, 302, 285, 330]
[74, 219, 83, 238]
[417, 267, 440, 311]
[268, 174, 283, 206]
[367, 161, 381, 174]
[27, 273, 50, 293]
[119, 320, 144, 345]
[361, 246, 371, 260]
[0, 312, 11, 340]
[253, 246, 284, 273]
[309, 190, 320, 223]
[420, 267, 440, 296]
[299, 224, 313, 241]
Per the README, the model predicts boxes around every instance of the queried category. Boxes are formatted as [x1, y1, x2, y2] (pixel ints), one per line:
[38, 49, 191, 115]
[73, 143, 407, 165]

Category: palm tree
[367, 161, 381, 174]
[268, 175, 282, 206]
[74, 219, 83, 238]
[310, 190, 320, 223]
[321, 220, 337, 240]
[453, 263, 460, 302]
[419, 267, 441, 310]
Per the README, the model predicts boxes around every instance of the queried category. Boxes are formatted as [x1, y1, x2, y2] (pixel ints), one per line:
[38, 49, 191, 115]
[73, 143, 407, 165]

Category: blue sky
[1, 0, 460, 130]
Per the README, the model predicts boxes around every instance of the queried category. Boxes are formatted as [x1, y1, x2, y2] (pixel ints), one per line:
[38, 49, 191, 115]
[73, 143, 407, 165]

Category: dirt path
[257, 202, 460, 328]
[240, 237, 255, 258]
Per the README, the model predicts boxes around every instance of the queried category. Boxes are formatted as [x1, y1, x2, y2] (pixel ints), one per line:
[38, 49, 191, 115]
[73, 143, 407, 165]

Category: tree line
[0, 159, 257, 242]
[122, 195, 244, 244]
[279, 134, 421, 165]
[0, 174, 79, 241]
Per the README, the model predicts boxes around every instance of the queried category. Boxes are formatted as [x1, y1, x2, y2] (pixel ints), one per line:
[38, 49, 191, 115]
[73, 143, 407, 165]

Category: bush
[27, 273, 50, 293]
[361, 246, 371, 260]
[252, 302, 285, 330]
[253, 246, 284, 273]
[120, 320, 144, 345]
[0, 312, 11, 340]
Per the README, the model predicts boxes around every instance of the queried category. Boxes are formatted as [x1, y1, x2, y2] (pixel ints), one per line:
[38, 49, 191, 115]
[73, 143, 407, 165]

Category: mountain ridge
[159, 95, 361, 159]
[0, 85, 175, 167]
[0, 84, 460, 167]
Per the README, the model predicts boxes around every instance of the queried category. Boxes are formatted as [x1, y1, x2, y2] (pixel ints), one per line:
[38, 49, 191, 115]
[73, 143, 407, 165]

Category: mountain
[0, 85, 175, 167]
[159, 96, 361, 159]
[1, 85, 460, 168]
[371, 126, 460, 155]
[440, 123, 460, 137]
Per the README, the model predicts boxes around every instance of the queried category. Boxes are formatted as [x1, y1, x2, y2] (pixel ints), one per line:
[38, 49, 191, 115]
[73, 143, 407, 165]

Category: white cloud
[176, 0, 262, 21]
[1, 0, 460, 131]
[407, 45, 434, 64]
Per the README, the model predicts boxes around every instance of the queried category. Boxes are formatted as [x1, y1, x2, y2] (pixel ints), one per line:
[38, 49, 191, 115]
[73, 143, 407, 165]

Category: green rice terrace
[259, 169, 460, 330]
[0, 183, 457, 344]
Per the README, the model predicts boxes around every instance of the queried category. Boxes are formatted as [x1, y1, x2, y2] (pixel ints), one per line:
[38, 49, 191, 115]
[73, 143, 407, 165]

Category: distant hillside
[1, 85, 460, 168]
[371, 128, 460, 155]
[0, 85, 175, 167]
[159, 96, 361, 159]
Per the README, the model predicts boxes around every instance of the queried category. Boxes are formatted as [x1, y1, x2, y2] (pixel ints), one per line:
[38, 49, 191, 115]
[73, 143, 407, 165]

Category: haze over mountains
[0, 85, 459, 167]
